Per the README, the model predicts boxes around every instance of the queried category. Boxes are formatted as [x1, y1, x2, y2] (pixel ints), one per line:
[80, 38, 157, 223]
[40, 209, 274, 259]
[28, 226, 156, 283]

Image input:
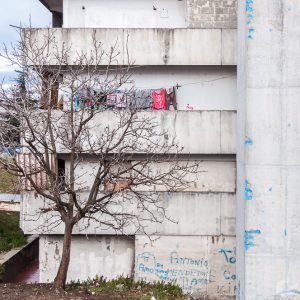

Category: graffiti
[186, 104, 194, 110]
[245, 180, 253, 200]
[244, 229, 261, 251]
[284, 229, 287, 236]
[245, 136, 253, 145]
[136, 246, 236, 295]
[136, 251, 214, 292]
[224, 270, 236, 280]
[170, 251, 208, 267]
[219, 248, 236, 284]
[219, 249, 236, 264]
[246, 0, 255, 39]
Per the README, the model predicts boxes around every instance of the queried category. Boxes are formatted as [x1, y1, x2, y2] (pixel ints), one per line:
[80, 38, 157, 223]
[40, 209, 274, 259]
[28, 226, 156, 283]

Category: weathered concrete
[186, 0, 237, 29]
[43, 0, 237, 29]
[26, 28, 237, 66]
[237, 0, 300, 299]
[135, 235, 236, 297]
[70, 160, 236, 192]
[63, 0, 186, 28]
[22, 191, 236, 236]
[21, 110, 236, 155]
[39, 235, 134, 283]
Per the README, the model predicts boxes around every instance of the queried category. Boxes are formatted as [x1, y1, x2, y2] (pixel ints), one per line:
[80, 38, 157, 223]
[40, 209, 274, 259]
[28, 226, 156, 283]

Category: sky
[0, 0, 51, 84]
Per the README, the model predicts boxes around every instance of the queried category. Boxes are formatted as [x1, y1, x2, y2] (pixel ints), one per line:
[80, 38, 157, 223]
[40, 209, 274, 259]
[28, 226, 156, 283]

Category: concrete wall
[135, 235, 236, 297]
[51, 110, 236, 154]
[186, 0, 237, 29]
[63, 0, 237, 29]
[237, 0, 300, 299]
[39, 235, 134, 283]
[21, 188, 236, 235]
[27, 28, 237, 65]
[63, 0, 186, 28]
[22, 110, 236, 155]
[69, 160, 236, 193]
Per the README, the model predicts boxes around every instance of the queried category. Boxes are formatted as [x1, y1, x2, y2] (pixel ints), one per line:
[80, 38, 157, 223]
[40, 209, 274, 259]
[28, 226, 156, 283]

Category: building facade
[20, 0, 300, 299]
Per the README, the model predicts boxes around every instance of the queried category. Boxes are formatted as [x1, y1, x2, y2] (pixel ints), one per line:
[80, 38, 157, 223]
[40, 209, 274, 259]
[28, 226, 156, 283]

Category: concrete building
[19, 0, 300, 299]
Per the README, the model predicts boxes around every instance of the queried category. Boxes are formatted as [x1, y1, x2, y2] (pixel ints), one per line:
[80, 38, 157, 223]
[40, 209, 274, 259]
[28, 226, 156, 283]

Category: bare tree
[0, 28, 198, 289]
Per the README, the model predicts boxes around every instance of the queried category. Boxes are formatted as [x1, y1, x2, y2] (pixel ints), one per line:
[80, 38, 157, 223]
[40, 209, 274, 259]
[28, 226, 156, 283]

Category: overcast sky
[0, 0, 51, 84]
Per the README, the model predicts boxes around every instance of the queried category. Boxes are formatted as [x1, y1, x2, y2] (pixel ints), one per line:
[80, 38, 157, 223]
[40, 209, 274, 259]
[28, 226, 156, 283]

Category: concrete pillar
[237, 0, 300, 299]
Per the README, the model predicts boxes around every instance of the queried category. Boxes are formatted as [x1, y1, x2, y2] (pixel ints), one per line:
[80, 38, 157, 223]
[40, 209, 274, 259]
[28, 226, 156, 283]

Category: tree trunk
[53, 222, 73, 290]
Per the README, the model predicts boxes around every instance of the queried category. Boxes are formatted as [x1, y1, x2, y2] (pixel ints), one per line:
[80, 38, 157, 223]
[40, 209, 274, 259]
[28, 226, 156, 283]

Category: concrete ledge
[26, 28, 237, 65]
[0, 236, 39, 283]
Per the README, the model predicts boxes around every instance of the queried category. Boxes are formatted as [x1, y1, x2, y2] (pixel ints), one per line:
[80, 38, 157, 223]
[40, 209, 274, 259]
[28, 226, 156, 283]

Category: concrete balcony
[26, 28, 237, 65]
[34, 110, 235, 155]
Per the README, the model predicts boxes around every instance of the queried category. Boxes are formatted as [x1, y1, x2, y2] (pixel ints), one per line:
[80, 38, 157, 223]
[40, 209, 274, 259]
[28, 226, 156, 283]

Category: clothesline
[60, 74, 234, 95]
[130, 75, 235, 90]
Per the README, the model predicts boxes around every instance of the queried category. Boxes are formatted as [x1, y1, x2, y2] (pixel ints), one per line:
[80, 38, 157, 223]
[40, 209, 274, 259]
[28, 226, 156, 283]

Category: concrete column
[237, 0, 300, 299]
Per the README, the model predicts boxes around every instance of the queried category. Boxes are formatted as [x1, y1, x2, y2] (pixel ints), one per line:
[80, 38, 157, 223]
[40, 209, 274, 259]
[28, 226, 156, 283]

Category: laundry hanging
[151, 88, 167, 110]
[131, 89, 152, 109]
[166, 87, 177, 110]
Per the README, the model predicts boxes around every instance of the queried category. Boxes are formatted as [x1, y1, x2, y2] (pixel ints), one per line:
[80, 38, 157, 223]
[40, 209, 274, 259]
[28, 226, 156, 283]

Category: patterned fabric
[131, 89, 152, 109]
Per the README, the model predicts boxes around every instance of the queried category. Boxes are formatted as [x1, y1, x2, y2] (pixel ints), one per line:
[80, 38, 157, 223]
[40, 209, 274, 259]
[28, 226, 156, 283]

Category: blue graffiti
[246, 0, 255, 39]
[268, 187, 272, 192]
[280, 289, 300, 295]
[219, 249, 236, 264]
[244, 230, 261, 251]
[245, 137, 253, 145]
[284, 229, 287, 236]
[245, 180, 253, 200]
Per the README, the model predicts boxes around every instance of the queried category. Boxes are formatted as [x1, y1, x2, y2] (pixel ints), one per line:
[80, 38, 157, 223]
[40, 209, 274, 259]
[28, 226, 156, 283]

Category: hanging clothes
[131, 89, 152, 109]
[115, 90, 126, 108]
[166, 86, 177, 110]
[106, 93, 117, 107]
[107, 90, 126, 108]
[151, 88, 167, 110]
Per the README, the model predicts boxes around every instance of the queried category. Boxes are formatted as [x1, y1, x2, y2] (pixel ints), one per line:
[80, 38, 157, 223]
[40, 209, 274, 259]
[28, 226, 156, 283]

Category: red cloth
[151, 89, 167, 110]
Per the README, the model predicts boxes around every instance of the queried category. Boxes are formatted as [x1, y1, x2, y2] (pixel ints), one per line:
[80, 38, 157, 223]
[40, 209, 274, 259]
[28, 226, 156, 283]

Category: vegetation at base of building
[0, 211, 27, 253]
[68, 275, 186, 300]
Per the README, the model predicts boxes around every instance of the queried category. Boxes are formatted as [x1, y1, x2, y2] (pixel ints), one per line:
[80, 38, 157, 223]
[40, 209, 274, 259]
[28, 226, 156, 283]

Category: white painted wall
[40, 235, 134, 283]
[63, 0, 186, 28]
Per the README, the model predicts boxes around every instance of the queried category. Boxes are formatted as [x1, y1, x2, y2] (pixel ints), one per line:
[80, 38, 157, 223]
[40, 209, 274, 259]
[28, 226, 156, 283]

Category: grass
[0, 169, 19, 193]
[0, 211, 27, 253]
[68, 276, 186, 300]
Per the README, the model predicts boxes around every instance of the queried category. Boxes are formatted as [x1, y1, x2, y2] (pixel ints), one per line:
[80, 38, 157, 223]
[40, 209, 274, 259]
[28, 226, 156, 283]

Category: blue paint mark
[288, 5, 292, 11]
[244, 230, 261, 251]
[288, 123, 291, 127]
[268, 187, 272, 192]
[268, 28, 273, 32]
[246, 0, 255, 40]
[280, 290, 300, 295]
[284, 229, 287, 236]
[245, 180, 253, 200]
[245, 137, 253, 145]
